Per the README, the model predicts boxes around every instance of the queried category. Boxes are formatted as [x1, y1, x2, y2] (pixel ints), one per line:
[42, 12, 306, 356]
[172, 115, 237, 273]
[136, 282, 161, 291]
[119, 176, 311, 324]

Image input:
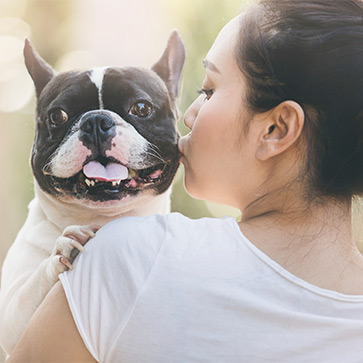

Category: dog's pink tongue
[83, 161, 128, 181]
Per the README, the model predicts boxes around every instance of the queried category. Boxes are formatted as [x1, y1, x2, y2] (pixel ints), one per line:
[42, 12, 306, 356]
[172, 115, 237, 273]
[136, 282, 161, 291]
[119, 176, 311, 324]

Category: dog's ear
[24, 39, 55, 98]
[152, 30, 185, 100]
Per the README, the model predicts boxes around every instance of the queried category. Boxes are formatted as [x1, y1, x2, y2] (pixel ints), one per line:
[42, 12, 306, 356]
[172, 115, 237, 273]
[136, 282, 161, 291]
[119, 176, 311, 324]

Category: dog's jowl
[0, 31, 185, 353]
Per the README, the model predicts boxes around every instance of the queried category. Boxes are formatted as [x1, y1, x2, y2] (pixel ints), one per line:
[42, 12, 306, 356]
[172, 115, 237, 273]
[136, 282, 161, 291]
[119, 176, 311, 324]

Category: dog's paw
[49, 225, 100, 279]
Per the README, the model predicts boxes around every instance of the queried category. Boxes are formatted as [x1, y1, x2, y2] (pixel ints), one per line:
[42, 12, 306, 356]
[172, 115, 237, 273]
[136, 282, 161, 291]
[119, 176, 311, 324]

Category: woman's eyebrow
[203, 59, 221, 74]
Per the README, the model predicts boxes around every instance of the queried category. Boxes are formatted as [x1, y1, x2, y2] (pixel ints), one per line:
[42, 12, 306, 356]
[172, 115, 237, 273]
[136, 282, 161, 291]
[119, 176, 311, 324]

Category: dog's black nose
[80, 113, 116, 147]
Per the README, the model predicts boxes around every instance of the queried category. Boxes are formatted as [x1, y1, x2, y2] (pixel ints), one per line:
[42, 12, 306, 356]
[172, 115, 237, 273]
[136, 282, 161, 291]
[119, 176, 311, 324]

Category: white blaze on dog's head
[89, 67, 108, 109]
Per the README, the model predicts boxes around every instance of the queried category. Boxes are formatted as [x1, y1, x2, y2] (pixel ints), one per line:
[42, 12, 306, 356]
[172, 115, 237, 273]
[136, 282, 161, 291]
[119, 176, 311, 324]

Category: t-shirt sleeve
[59, 214, 167, 362]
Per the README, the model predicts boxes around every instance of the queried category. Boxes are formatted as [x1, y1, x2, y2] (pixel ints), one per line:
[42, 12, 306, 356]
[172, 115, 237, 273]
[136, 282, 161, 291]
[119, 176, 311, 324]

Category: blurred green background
[0, 0, 362, 360]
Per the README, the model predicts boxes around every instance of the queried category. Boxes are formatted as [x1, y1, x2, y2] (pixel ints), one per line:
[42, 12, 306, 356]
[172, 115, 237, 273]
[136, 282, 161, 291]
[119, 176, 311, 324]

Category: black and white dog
[0, 31, 185, 353]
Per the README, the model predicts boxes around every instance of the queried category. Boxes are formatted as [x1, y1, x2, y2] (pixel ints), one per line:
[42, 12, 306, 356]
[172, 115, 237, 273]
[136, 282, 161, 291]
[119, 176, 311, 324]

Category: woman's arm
[8, 281, 96, 363]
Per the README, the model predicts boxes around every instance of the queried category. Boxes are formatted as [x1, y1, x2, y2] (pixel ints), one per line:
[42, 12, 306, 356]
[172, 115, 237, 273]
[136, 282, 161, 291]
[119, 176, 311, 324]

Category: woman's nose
[184, 96, 203, 130]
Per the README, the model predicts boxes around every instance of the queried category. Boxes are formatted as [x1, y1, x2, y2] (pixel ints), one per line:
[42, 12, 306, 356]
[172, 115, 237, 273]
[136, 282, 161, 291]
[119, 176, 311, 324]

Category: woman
[8, 0, 363, 361]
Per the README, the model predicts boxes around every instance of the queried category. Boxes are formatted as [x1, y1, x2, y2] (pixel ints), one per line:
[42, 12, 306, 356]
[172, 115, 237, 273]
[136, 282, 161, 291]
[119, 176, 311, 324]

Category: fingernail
[60, 257, 73, 270]
[81, 228, 96, 238]
[70, 240, 84, 252]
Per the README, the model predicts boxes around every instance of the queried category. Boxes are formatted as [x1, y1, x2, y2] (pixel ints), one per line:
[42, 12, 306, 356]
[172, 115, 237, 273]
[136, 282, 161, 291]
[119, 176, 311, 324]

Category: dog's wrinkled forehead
[38, 66, 170, 117]
[35, 65, 177, 151]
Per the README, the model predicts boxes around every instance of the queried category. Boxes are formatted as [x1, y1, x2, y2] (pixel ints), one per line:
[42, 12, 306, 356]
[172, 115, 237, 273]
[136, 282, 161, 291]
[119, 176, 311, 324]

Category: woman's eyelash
[197, 88, 214, 100]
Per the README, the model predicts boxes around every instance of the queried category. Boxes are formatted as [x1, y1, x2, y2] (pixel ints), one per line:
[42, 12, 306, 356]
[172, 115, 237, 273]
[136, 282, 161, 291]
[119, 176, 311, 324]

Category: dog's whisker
[145, 151, 166, 164]
[145, 144, 166, 164]
[41, 147, 62, 176]
[42, 161, 53, 175]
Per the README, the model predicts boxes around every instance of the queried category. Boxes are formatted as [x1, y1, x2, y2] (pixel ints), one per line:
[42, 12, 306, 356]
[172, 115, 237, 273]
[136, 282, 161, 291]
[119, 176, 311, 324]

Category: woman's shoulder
[91, 213, 238, 257]
[84, 214, 171, 261]
[164, 213, 239, 239]
[100, 213, 235, 236]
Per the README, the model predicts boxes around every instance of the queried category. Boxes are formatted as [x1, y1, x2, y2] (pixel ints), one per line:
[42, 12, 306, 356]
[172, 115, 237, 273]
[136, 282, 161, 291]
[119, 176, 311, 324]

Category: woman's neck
[238, 190, 363, 294]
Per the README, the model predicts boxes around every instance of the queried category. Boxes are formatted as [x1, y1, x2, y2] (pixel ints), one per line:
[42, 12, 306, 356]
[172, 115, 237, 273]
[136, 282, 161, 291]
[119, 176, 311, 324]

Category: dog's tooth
[128, 169, 137, 179]
[85, 179, 91, 187]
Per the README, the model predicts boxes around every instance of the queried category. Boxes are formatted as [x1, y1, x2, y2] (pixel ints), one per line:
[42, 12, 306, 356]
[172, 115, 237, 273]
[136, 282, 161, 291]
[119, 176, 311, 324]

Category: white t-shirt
[59, 213, 363, 363]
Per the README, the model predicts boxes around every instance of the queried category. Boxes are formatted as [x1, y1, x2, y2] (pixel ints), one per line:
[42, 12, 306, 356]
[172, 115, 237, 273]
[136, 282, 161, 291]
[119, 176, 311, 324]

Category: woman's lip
[178, 136, 185, 155]
[178, 135, 189, 163]
[178, 152, 184, 162]
[178, 134, 189, 155]
[177, 140, 183, 154]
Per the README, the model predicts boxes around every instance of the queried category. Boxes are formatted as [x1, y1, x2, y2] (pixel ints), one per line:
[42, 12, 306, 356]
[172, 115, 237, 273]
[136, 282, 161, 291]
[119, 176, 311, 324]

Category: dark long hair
[236, 0, 363, 199]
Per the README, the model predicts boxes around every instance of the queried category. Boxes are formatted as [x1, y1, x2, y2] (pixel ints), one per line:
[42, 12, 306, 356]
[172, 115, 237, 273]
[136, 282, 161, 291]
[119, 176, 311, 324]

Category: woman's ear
[255, 101, 304, 161]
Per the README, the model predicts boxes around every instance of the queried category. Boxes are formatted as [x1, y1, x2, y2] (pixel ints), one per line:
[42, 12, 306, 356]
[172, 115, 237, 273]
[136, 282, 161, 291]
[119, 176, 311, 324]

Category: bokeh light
[0, 18, 33, 113]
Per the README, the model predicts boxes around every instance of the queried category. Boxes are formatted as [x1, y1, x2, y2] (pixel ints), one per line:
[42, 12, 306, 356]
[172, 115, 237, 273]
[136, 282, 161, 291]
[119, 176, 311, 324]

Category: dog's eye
[49, 109, 68, 125]
[129, 101, 153, 118]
